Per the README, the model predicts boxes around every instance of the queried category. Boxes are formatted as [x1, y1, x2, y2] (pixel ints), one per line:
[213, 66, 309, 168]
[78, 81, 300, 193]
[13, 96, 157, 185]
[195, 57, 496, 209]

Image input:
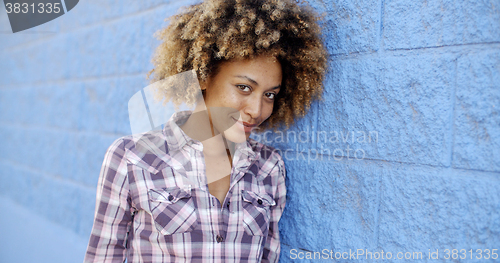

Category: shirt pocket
[148, 187, 199, 235]
[241, 190, 276, 236]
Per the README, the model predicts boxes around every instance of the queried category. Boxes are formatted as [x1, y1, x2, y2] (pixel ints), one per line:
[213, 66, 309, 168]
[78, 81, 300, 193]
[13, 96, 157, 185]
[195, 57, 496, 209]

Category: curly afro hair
[148, 0, 328, 130]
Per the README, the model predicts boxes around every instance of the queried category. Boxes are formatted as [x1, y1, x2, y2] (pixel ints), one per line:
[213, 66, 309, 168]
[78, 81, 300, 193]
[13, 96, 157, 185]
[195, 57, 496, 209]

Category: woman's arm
[261, 155, 287, 263]
[84, 138, 133, 263]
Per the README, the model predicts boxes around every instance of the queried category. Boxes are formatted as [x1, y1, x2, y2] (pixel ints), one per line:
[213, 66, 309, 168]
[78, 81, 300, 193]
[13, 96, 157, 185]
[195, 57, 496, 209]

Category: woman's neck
[179, 107, 235, 159]
[202, 134, 233, 158]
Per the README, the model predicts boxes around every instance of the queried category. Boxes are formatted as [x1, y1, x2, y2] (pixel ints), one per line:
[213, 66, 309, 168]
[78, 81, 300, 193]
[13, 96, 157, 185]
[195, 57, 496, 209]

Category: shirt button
[257, 199, 263, 205]
[168, 195, 174, 201]
[226, 201, 230, 209]
[216, 235, 223, 243]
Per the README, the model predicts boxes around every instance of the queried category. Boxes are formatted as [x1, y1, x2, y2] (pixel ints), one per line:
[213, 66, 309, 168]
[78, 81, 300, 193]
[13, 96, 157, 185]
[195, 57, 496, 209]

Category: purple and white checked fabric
[84, 111, 286, 263]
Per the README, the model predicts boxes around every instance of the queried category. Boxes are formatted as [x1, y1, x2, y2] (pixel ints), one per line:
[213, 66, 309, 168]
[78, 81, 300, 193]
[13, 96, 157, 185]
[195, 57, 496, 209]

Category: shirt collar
[233, 140, 257, 168]
[163, 110, 203, 152]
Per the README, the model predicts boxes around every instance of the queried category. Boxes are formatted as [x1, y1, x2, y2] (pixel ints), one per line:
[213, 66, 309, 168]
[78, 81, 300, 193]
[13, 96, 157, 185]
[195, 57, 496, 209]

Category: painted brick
[0, 161, 99, 236]
[0, 162, 10, 194]
[58, 0, 168, 31]
[2, 166, 87, 235]
[318, 53, 455, 166]
[72, 133, 119, 187]
[0, 196, 89, 263]
[321, 0, 380, 54]
[0, 0, 195, 49]
[1, 38, 64, 86]
[0, 5, 9, 32]
[56, 17, 151, 80]
[1, 8, 167, 86]
[79, 75, 145, 135]
[0, 125, 119, 187]
[0, 75, 141, 134]
[0, 126, 25, 165]
[279, 243, 294, 262]
[378, 166, 500, 255]
[0, 163, 30, 204]
[0, 84, 82, 129]
[280, 157, 379, 252]
[0, 126, 68, 178]
[57, 0, 201, 32]
[384, 0, 500, 50]
[453, 48, 500, 172]
[30, 175, 82, 232]
[51, 130, 115, 187]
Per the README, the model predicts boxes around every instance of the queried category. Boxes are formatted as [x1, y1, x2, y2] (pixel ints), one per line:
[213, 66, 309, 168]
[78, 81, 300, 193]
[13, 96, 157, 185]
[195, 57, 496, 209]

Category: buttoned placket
[184, 140, 230, 246]
[179, 133, 260, 249]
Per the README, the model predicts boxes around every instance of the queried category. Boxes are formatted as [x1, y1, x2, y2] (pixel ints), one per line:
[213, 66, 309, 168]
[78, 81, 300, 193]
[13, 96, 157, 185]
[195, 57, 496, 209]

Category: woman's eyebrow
[234, 75, 281, 90]
[269, 85, 281, 90]
[234, 75, 258, 85]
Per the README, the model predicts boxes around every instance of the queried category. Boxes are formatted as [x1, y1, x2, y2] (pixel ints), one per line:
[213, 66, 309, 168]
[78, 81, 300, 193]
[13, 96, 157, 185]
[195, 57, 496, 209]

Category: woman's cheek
[263, 103, 274, 121]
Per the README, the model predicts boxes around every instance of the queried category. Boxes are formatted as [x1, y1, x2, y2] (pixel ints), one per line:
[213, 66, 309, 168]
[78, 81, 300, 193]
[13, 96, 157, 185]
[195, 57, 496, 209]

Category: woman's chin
[223, 125, 249, 143]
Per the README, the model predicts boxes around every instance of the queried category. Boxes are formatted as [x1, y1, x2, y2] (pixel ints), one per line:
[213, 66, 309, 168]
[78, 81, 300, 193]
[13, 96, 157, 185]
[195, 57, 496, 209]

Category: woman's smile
[231, 116, 258, 133]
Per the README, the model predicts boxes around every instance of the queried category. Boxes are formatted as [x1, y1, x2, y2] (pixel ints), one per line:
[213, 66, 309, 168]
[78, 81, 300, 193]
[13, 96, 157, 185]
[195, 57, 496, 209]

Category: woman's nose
[243, 95, 262, 120]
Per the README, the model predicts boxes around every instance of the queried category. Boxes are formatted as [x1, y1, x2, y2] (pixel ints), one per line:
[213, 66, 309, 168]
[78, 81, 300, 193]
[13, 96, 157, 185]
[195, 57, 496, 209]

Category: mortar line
[0, 121, 128, 138]
[374, 168, 382, 250]
[329, 41, 500, 60]
[0, 158, 96, 191]
[447, 58, 459, 167]
[384, 41, 500, 52]
[312, 101, 319, 148]
[0, 71, 149, 90]
[278, 150, 500, 175]
[374, 0, 385, 250]
[377, 0, 385, 53]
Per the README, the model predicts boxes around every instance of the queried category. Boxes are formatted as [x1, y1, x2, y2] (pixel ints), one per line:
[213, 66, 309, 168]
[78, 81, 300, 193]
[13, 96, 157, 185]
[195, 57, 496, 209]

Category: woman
[84, 0, 327, 262]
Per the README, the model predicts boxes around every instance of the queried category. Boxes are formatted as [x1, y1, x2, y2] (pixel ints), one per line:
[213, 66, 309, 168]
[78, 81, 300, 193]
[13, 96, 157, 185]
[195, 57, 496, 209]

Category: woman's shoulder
[104, 130, 170, 173]
[106, 130, 167, 154]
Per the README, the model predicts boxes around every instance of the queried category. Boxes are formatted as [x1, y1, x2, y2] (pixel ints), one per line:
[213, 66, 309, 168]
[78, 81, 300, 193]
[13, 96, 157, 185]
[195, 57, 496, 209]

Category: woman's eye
[237, 85, 251, 92]
[265, 92, 276, 100]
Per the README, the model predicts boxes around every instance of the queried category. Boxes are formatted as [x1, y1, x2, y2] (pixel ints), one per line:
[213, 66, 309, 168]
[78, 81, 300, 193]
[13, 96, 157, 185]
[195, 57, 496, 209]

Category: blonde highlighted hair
[149, 0, 328, 129]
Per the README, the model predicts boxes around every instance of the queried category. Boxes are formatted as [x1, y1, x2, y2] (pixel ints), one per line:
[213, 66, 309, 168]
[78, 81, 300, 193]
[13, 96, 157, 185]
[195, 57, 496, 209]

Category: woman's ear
[199, 77, 211, 99]
[198, 82, 207, 100]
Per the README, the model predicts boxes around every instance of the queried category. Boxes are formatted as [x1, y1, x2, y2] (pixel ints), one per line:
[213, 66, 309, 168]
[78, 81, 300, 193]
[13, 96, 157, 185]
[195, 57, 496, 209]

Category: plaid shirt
[84, 111, 286, 263]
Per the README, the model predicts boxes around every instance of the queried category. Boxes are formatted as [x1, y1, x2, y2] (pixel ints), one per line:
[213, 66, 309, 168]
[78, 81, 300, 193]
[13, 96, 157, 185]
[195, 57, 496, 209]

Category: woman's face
[202, 55, 282, 143]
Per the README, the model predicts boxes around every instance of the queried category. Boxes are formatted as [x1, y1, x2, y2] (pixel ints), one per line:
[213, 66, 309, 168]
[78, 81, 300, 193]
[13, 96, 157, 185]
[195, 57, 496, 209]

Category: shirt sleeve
[261, 154, 287, 263]
[84, 138, 133, 263]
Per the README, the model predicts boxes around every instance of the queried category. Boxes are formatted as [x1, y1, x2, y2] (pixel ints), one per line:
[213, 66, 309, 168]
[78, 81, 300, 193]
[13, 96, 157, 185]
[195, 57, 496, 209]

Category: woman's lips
[232, 117, 256, 133]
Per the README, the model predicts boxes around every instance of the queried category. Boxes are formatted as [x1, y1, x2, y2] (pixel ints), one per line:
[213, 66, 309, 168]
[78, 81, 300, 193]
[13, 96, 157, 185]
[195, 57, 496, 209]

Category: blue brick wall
[0, 0, 498, 262]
